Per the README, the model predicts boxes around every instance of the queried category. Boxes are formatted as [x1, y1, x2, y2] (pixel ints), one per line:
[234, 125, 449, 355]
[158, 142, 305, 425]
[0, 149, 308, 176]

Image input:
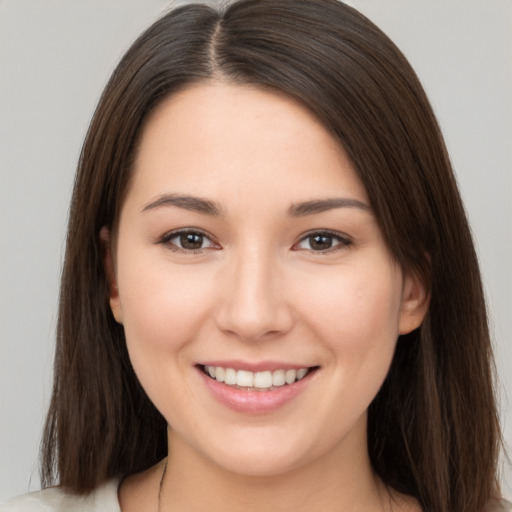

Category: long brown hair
[41, 1, 503, 511]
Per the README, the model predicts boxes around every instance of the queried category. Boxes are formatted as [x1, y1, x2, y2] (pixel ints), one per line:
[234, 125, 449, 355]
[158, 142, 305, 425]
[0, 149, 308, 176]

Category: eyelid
[158, 228, 220, 252]
[293, 229, 352, 253]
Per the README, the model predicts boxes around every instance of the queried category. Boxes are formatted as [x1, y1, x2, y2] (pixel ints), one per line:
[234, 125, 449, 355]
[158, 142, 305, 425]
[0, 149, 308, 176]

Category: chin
[211, 448, 306, 478]
[189, 426, 333, 478]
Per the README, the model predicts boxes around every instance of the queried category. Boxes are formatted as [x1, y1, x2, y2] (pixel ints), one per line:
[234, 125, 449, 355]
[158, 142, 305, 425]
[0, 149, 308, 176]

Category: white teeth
[285, 369, 297, 384]
[203, 365, 312, 389]
[236, 370, 254, 387]
[297, 368, 308, 380]
[215, 367, 225, 383]
[253, 371, 273, 388]
[224, 368, 237, 385]
[272, 369, 286, 386]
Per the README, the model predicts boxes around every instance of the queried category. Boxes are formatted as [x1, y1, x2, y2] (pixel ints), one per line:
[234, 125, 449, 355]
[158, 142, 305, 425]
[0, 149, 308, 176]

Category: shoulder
[1, 479, 121, 512]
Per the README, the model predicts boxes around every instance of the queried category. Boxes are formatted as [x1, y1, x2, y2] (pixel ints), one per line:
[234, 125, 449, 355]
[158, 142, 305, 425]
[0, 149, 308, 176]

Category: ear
[100, 227, 123, 324]
[398, 270, 430, 335]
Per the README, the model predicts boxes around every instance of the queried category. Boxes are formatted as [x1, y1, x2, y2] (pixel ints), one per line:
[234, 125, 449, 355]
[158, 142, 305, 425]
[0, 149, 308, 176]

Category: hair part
[41, 2, 503, 511]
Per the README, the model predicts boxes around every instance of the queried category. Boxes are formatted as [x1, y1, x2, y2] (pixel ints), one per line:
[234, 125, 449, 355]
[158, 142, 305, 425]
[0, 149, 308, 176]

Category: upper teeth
[204, 366, 309, 389]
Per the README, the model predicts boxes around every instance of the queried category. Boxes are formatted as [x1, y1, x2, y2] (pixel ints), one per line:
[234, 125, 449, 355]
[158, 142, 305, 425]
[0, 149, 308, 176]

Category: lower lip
[198, 368, 316, 414]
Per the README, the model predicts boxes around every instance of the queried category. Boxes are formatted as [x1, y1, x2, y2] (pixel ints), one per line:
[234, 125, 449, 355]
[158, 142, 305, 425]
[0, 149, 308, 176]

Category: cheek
[116, 253, 215, 372]
[302, 263, 402, 339]
[115, 259, 218, 423]
[296, 261, 402, 386]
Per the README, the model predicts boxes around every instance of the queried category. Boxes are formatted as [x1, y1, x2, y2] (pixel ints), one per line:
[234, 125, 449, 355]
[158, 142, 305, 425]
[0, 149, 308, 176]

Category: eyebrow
[141, 194, 370, 217]
[288, 197, 371, 216]
[142, 194, 222, 216]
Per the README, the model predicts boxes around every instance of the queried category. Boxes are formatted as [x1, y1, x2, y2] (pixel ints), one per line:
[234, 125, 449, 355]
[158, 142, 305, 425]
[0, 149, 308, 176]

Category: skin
[106, 82, 428, 512]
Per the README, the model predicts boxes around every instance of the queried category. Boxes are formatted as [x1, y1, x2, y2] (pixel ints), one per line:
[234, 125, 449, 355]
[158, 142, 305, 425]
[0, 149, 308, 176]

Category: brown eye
[309, 234, 334, 251]
[295, 231, 351, 252]
[179, 232, 205, 250]
[161, 230, 217, 252]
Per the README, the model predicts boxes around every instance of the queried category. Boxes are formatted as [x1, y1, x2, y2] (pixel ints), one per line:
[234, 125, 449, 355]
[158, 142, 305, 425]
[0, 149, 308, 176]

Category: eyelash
[293, 230, 352, 254]
[157, 229, 352, 254]
[158, 229, 219, 254]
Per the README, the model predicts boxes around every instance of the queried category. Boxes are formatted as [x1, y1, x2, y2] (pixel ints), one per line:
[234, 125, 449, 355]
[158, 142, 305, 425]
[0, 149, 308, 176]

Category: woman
[2, 0, 507, 511]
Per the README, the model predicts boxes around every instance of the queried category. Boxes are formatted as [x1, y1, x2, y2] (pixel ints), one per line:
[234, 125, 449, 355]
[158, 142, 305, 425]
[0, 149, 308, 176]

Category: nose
[214, 247, 294, 342]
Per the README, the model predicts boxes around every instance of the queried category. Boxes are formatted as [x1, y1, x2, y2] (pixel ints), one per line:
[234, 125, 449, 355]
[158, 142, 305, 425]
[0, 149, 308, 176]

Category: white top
[2, 479, 511, 512]
[1, 479, 121, 512]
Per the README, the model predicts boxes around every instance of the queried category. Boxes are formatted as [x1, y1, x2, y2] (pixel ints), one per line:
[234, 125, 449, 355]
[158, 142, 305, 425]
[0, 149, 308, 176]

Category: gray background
[1, 0, 511, 502]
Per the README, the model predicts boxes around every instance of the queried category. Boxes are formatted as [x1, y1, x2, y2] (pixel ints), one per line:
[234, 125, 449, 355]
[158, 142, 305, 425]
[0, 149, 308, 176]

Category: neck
[160, 426, 392, 512]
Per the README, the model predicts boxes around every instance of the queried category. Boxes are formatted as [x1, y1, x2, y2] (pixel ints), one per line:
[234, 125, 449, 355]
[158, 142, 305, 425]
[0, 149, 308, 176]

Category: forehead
[127, 82, 368, 210]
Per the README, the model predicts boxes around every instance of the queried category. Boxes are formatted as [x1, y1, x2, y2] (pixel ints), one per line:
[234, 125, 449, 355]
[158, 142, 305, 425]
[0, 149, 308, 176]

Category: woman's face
[107, 83, 427, 477]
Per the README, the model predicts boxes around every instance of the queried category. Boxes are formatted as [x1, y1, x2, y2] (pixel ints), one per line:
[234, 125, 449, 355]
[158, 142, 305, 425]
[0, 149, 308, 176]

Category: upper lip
[195, 360, 317, 373]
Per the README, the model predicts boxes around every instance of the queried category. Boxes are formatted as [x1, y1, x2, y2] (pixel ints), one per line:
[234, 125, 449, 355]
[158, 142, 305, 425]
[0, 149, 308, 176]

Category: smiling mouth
[199, 365, 319, 391]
